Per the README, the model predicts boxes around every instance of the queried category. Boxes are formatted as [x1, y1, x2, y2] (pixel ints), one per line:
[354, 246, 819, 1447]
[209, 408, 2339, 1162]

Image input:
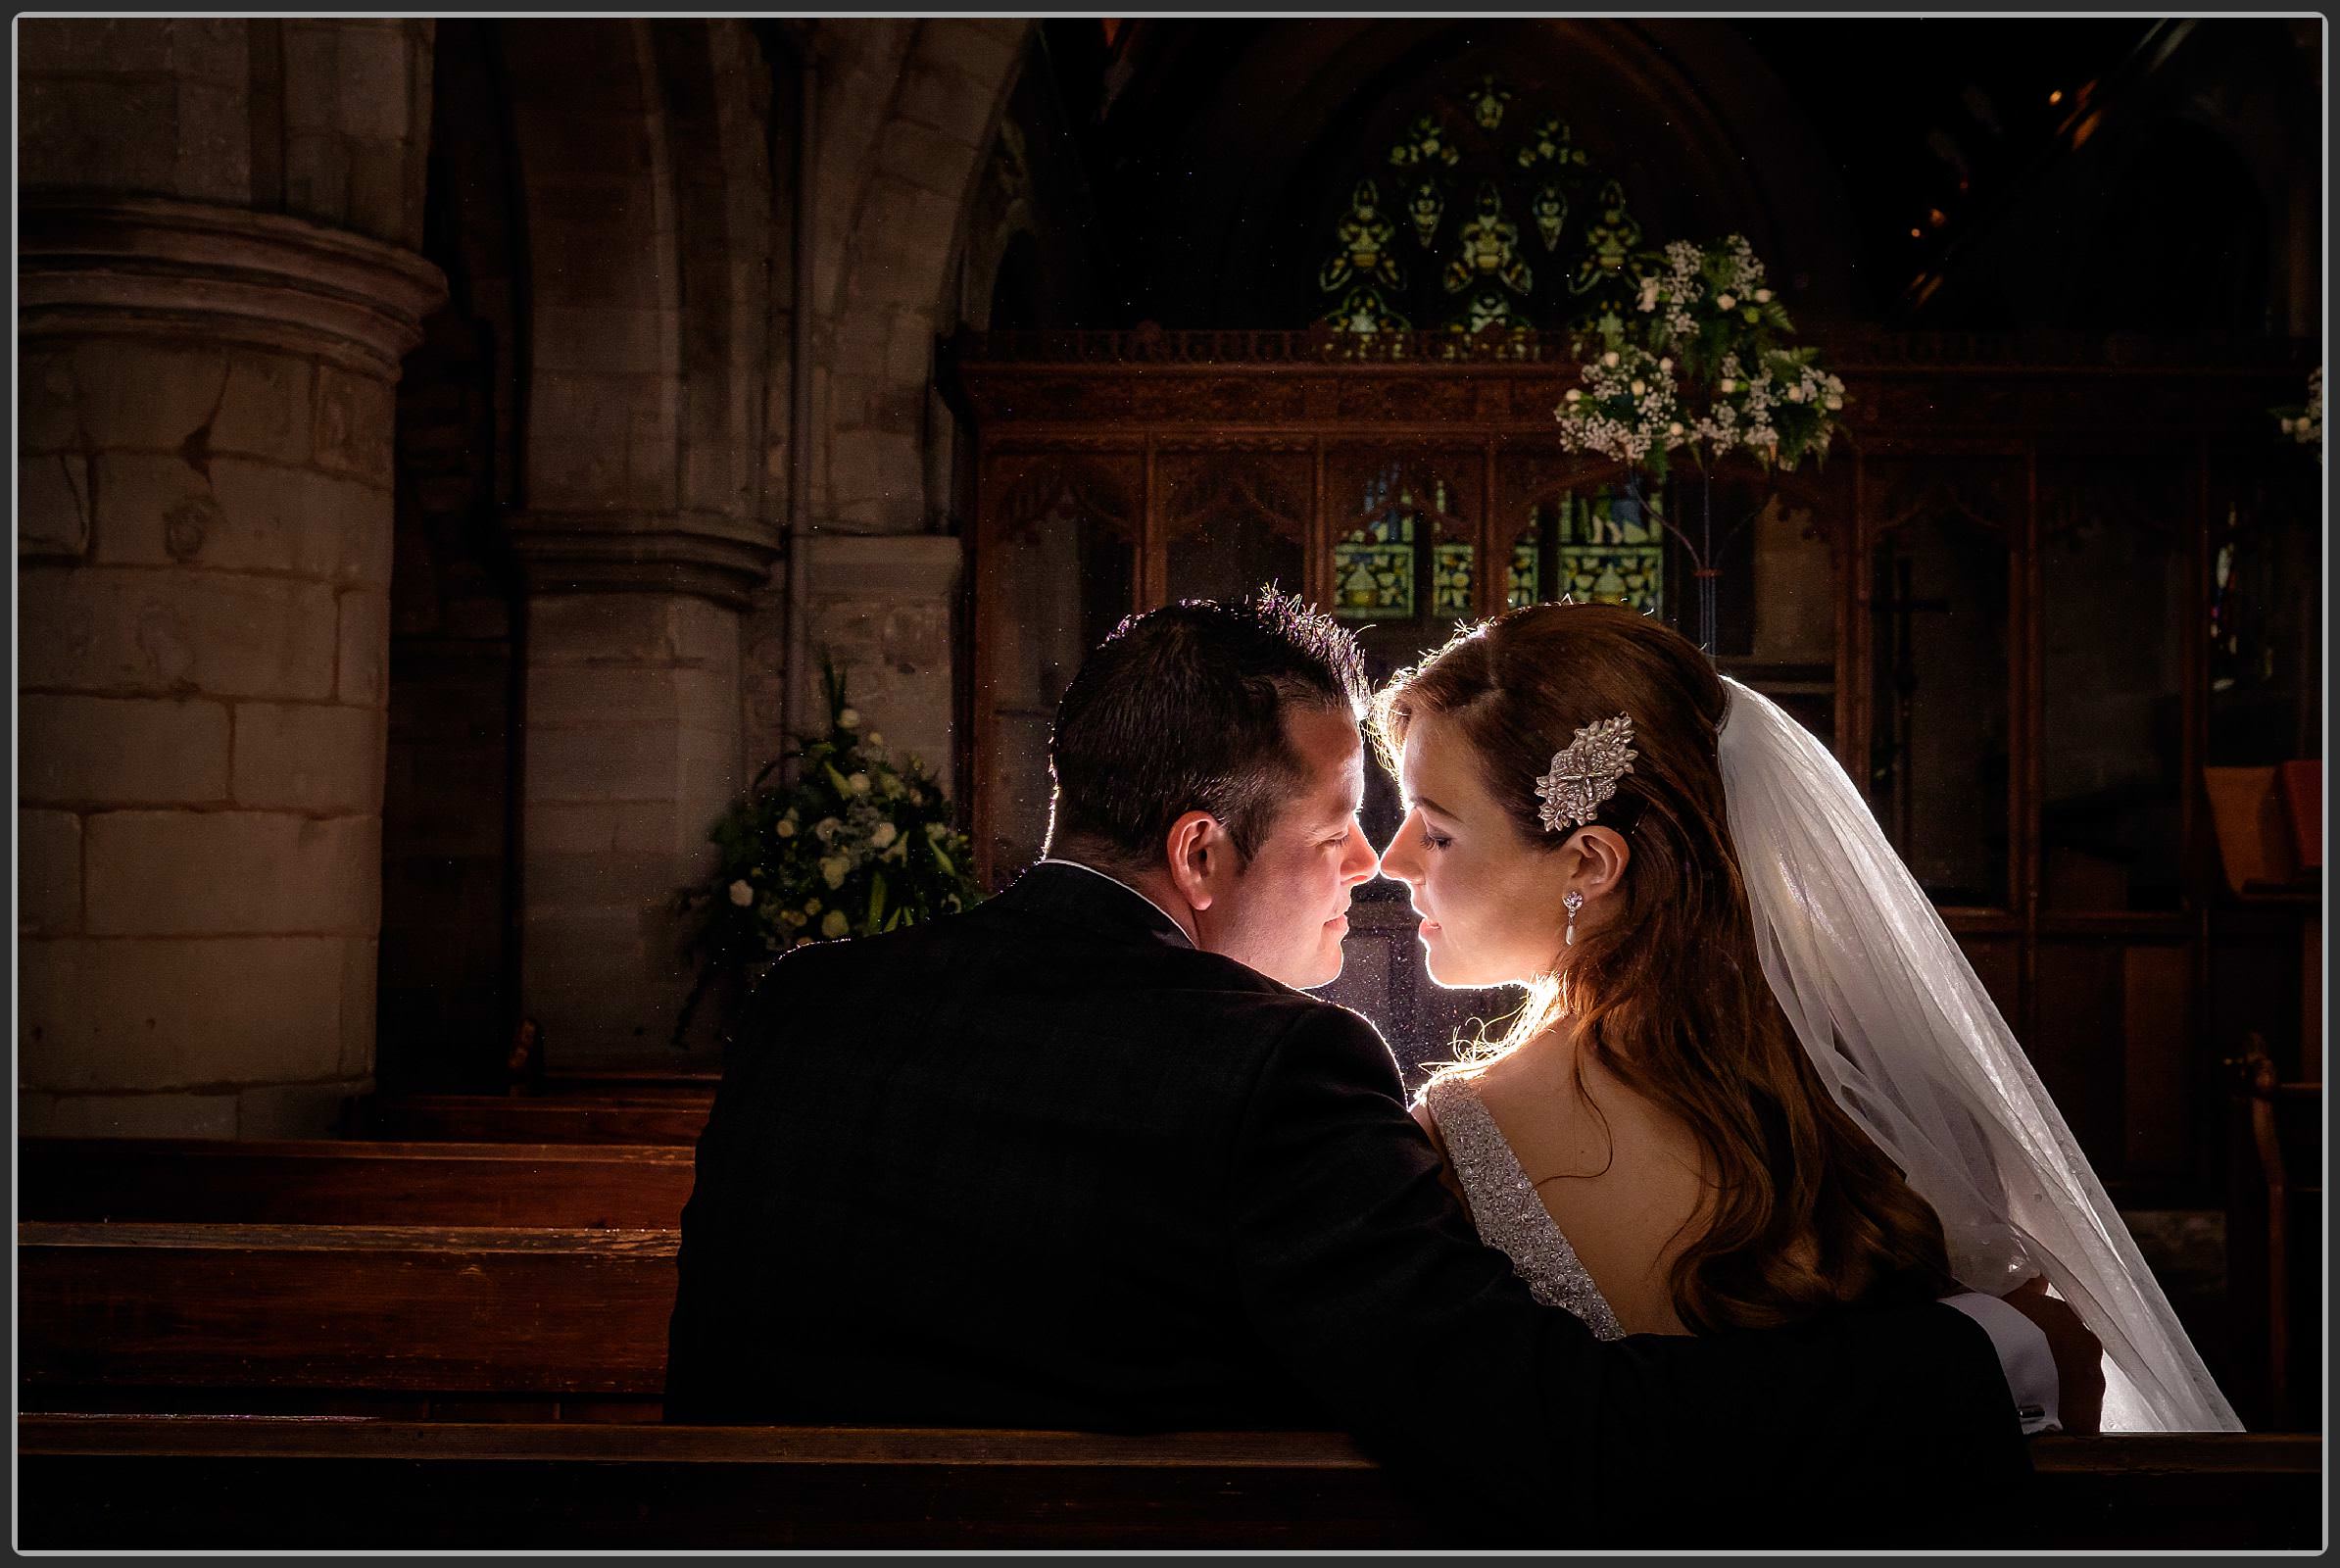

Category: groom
[666, 589, 2074, 1547]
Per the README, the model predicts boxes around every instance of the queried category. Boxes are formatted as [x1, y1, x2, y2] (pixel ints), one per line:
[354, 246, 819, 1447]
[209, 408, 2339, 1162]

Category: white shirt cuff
[1941, 1291, 2061, 1435]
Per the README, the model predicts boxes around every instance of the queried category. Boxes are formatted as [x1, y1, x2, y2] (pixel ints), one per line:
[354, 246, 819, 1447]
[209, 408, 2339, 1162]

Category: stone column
[18, 20, 441, 1137]
[19, 203, 442, 1136]
[796, 533, 964, 776]
[509, 519, 775, 1063]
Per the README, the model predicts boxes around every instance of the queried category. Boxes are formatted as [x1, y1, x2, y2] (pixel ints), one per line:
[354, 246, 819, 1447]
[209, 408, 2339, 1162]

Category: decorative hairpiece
[1536, 714, 1637, 833]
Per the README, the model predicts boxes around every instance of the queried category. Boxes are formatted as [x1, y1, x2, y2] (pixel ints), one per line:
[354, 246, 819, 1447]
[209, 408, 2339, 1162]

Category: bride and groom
[665, 587, 2236, 1546]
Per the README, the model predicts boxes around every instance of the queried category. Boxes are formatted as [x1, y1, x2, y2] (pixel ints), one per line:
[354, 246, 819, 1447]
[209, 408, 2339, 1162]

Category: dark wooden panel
[2120, 944, 2195, 1179]
[20, 1139, 696, 1228]
[356, 1094, 710, 1144]
[19, 1223, 676, 1396]
[2029, 941, 2128, 1181]
[16, 1417, 2319, 1551]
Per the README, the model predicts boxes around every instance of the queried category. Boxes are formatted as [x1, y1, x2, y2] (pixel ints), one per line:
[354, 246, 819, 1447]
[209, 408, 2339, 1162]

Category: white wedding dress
[1417, 1071, 1625, 1340]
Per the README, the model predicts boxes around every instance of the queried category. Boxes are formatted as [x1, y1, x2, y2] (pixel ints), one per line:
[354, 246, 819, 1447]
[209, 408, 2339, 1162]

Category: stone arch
[394, 20, 784, 1065]
[771, 20, 1035, 830]
[649, 21, 775, 527]
[496, 22, 684, 514]
[807, 17, 1032, 531]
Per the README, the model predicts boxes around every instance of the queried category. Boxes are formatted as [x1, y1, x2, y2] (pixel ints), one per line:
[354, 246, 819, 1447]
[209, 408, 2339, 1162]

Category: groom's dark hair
[1046, 586, 1367, 872]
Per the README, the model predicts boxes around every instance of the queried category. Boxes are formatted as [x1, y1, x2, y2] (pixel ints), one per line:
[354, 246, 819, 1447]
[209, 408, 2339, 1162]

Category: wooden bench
[2227, 1044, 2323, 1429]
[21, 1139, 696, 1228]
[352, 1093, 710, 1144]
[15, 1417, 2318, 1549]
[541, 1063, 723, 1098]
[20, 1222, 675, 1418]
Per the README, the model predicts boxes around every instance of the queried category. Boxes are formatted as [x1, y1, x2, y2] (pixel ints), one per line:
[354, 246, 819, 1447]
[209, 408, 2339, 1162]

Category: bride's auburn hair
[1373, 601, 1956, 1334]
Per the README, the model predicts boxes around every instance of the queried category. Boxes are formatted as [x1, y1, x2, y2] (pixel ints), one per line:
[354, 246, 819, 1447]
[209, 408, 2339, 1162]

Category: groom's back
[664, 864, 1341, 1429]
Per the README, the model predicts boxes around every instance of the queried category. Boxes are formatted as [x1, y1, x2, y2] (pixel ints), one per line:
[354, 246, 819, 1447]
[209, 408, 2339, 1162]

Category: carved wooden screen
[952, 328, 2314, 1203]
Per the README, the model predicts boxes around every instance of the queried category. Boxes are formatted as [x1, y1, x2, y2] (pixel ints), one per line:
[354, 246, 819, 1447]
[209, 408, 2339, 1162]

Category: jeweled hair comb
[1536, 714, 1637, 833]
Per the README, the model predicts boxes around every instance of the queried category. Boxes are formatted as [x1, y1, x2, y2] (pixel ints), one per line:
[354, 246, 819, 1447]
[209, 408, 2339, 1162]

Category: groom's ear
[1163, 809, 1231, 911]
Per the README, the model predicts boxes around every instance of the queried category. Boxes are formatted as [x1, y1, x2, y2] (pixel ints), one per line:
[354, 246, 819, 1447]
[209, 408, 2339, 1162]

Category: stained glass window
[1312, 77, 1642, 340]
[1334, 467, 1473, 621]
[1507, 484, 1665, 617]
[1433, 543, 1473, 617]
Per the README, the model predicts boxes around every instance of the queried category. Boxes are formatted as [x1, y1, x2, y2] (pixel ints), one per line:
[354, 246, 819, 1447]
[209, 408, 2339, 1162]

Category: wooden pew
[15, 1417, 2319, 1550]
[2227, 1044, 2324, 1429]
[541, 1063, 722, 1098]
[19, 1221, 675, 1418]
[21, 1139, 696, 1228]
[352, 1093, 709, 1144]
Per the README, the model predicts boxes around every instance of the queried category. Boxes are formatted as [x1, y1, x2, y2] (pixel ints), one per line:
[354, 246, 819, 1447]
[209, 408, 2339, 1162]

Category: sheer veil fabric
[1715, 676, 2239, 1432]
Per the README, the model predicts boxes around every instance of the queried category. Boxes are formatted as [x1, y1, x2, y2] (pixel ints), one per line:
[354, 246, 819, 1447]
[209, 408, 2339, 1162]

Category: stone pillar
[18, 204, 441, 1136]
[797, 533, 964, 782]
[18, 20, 441, 1137]
[512, 591, 746, 1062]
[509, 519, 775, 1063]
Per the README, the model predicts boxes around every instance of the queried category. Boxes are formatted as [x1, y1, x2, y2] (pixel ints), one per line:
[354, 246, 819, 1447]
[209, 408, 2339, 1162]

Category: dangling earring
[1563, 889, 1584, 948]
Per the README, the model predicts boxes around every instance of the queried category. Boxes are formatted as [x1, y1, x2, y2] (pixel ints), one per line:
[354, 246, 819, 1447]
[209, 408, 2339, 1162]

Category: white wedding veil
[1715, 676, 2240, 1433]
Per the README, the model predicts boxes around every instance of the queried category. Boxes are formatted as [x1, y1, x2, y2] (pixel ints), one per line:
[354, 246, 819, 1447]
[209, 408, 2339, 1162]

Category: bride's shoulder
[1408, 1062, 1493, 1124]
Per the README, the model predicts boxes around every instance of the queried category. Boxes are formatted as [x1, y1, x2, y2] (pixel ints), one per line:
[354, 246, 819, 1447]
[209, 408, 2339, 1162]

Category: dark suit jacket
[666, 861, 2030, 1546]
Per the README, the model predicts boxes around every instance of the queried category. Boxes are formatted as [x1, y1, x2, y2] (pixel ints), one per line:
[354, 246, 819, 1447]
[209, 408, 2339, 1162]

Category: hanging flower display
[1552, 342, 1685, 480]
[1703, 346, 1849, 472]
[1555, 233, 1846, 481]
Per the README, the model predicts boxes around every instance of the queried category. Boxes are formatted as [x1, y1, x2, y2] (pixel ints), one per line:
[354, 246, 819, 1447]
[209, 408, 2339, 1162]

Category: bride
[1372, 601, 2237, 1433]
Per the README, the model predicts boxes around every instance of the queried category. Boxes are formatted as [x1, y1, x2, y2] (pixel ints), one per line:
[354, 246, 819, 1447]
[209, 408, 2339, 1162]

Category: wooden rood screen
[951, 326, 2314, 1198]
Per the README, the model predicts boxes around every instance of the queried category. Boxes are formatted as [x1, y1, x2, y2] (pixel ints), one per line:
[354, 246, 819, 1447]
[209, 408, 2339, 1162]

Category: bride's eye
[1421, 828, 1452, 852]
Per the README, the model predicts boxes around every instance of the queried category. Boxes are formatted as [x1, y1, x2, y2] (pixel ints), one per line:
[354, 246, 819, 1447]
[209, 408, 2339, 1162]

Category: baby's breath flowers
[1554, 342, 1683, 479]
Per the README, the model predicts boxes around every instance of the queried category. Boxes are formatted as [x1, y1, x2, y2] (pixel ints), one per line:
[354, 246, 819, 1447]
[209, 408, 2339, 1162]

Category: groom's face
[1201, 706, 1380, 990]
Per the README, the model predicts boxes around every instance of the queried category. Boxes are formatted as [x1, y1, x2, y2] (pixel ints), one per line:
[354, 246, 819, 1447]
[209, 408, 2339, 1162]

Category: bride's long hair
[1373, 602, 1956, 1333]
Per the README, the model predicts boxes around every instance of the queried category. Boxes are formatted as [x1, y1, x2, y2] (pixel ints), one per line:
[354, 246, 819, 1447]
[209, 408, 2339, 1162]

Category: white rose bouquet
[670, 655, 983, 1046]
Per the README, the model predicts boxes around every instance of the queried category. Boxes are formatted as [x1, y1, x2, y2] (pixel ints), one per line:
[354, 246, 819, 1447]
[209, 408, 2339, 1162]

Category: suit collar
[996, 859, 1197, 952]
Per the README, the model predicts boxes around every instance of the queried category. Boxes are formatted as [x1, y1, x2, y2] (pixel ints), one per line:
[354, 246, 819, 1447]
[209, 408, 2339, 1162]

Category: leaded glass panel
[1506, 483, 1665, 616]
[1333, 467, 1472, 622]
[1433, 542, 1473, 616]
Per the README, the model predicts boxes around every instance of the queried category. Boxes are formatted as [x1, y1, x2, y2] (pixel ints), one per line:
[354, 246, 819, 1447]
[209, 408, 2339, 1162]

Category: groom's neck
[1046, 845, 1201, 948]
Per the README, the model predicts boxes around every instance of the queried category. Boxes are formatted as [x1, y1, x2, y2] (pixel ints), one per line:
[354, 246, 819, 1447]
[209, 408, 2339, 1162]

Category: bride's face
[1377, 710, 1576, 989]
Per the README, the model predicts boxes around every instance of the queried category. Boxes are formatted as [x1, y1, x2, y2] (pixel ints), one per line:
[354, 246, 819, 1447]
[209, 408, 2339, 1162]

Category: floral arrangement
[1554, 343, 1685, 480]
[2275, 367, 2321, 452]
[670, 658, 984, 1045]
[1556, 234, 1846, 477]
